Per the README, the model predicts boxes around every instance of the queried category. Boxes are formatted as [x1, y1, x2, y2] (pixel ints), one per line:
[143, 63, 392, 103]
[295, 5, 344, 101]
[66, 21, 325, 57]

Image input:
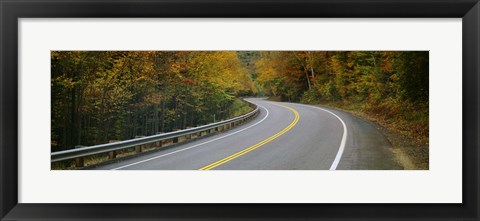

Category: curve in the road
[93, 98, 397, 170]
[290, 103, 348, 170]
[198, 103, 300, 170]
[111, 104, 271, 170]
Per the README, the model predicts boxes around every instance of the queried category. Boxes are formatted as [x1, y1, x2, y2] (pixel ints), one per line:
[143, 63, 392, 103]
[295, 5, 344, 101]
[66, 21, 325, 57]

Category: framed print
[1, 0, 479, 220]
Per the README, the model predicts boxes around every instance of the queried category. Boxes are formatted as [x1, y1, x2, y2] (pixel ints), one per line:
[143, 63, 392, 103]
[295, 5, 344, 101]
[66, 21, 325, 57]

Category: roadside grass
[303, 99, 429, 170]
[230, 98, 254, 118]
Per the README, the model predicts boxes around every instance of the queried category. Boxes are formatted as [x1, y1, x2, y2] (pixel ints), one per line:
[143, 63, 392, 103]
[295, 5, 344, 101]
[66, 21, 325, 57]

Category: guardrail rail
[51, 100, 260, 169]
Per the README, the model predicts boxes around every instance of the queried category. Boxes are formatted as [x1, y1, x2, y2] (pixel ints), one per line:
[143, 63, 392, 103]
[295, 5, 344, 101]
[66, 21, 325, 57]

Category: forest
[255, 51, 429, 166]
[52, 51, 428, 164]
[51, 51, 256, 152]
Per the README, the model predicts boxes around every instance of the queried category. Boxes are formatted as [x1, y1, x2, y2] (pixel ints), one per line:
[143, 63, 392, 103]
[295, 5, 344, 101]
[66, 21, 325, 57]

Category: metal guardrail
[51, 100, 260, 168]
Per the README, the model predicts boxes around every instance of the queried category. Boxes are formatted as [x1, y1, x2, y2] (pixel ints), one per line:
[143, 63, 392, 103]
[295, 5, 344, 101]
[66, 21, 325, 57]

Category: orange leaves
[182, 78, 195, 85]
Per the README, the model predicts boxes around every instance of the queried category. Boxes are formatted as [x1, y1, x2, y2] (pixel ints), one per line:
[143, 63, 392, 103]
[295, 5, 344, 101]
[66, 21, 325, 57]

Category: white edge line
[292, 103, 348, 171]
[111, 104, 270, 170]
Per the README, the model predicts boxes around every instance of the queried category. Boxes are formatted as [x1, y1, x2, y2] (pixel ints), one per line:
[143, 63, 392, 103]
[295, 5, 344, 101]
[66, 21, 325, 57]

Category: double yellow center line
[198, 103, 300, 170]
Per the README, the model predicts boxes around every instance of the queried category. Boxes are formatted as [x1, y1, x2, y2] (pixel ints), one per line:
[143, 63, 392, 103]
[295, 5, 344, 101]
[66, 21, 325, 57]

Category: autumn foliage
[255, 51, 429, 144]
[51, 51, 256, 151]
[51, 50, 429, 160]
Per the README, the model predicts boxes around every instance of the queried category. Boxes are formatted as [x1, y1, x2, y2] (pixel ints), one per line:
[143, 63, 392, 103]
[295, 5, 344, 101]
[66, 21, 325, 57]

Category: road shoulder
[306, 103, 427, 170]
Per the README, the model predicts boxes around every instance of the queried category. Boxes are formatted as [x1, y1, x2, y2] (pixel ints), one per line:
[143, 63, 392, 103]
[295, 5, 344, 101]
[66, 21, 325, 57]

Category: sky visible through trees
[51, 51, 428, 152]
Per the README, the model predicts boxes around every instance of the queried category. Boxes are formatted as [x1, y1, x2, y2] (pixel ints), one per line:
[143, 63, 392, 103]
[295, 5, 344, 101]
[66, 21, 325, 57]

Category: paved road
[94, 98, 401, 170]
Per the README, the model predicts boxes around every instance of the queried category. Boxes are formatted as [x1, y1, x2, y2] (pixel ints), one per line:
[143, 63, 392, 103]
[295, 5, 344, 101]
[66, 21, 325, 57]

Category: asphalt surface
[93, 98, 401, 170]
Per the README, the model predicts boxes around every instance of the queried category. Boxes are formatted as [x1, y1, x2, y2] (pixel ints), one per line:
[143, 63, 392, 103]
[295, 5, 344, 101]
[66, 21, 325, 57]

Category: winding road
[94, 98, 401, 170]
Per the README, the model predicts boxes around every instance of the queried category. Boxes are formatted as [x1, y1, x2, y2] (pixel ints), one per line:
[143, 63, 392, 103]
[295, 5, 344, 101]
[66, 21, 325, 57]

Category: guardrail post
[171, 129, 180, 143]
[108, 151, 116, 159]
[75, 158, 84, 167]
[133, 136, 146, 153]
[74, 145, 85, 167]
[156, 133, 164, 147]
[108, 140, 119, 159]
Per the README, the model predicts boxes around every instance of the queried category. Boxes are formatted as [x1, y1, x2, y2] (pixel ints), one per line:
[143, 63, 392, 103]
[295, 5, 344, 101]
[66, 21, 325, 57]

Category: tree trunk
[160, 101, 165, 132]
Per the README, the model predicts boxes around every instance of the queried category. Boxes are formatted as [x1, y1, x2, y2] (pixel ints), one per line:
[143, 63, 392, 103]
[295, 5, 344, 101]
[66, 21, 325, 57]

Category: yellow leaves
[175, 51, 251, 95]
[53, 75, 76, 89]
[51, 51, 60, 60]
[255, 52, 278, 84]
[377, 51, 401, 75]
[170, 62, 184, 75]
[144, 93, 162, 104]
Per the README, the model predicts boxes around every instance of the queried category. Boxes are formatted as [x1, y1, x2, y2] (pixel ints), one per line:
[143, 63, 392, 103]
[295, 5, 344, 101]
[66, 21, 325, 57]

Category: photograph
[2, 0, 477, 219]
[50, 51, 429, 170]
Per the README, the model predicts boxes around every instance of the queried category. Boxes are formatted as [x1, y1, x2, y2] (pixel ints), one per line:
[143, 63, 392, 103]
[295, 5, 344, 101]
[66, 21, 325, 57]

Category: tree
[51, 51, 256, 151]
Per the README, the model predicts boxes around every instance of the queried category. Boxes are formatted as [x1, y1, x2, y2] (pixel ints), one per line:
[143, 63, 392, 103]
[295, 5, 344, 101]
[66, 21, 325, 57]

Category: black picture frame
[1, 0, 479, 220]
